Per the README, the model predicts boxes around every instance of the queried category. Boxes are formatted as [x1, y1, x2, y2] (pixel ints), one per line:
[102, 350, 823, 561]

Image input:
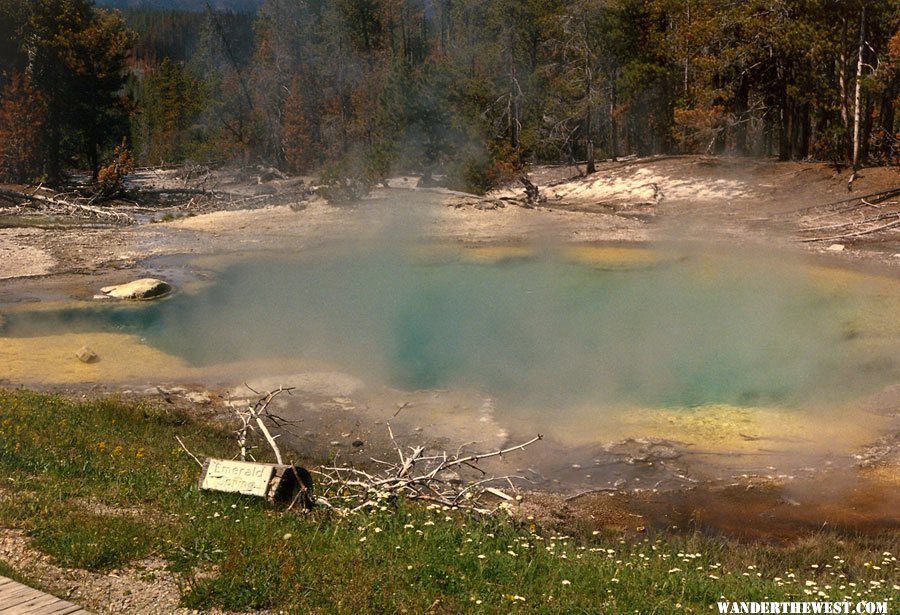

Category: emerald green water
[3, 246, 897, 410]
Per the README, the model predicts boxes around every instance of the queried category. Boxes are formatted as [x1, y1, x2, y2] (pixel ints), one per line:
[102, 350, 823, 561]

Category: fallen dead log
[0, 188, 135, 224]
[131, 187, 245, 199]
[779, 186, 900, 218]
[799, 210, 900, 233]
[800, 213, 900, 242]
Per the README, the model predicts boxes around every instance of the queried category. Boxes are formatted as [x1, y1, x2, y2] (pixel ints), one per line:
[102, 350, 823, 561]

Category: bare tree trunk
[683, 2, 690, 97]
[778, 86, 791, 161]
[47, 119, 62, 185]
[734, 75, 749, 155]
[507, 30, 520, 150]
[586, 55, 595, 174]
[438, 0, 447, 54]
[798, 102, 811, 159]
[877, 89, 895, 157]
[839, 17, 849, 130]
[609, 70, 618, 160]
[860, 95, 875, 162]
[851, 6, 865, 170]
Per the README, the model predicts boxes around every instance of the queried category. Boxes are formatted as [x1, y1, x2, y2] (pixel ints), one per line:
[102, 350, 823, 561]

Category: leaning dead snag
[519, 176, 545, 206]
[315, 430, 543, 515]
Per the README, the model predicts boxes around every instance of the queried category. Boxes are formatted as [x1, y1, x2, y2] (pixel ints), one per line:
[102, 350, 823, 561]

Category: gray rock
[185, 391, 212, 405]
[76, 346, 98, 363]
[99, 278, 172, 300]
[443, 470, 462, 484]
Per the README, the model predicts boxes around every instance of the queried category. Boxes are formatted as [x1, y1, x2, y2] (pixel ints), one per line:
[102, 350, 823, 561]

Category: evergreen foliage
[0, 0, 135, 183]
[1, 0, 898, 190]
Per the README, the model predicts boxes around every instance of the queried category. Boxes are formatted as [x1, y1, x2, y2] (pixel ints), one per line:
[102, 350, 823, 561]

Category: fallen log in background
[132, 187, 244, 199]
[0, 187, 135, 224]
[776, 186, 900, 219]
[800, 213, 900, 242]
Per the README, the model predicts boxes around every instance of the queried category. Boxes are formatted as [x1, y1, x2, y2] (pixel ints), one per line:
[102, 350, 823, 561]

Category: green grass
[0, 389, 897, 613]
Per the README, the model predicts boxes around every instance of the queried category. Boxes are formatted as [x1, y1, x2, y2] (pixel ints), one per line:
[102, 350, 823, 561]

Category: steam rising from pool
[4, 241, 898, 420]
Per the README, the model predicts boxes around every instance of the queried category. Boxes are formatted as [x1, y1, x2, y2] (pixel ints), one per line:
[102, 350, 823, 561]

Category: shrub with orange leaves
[673, 106, 726, 154]
[96, 140, 135, 197]
[0, 73, 47, 183]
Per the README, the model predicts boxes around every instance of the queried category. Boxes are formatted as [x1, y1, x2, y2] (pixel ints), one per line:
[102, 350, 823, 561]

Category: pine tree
[26, 0, 135, 182]
[143, 57, 206, 164]
[282, 76, 317, 173]
[0, 73, 48, 183]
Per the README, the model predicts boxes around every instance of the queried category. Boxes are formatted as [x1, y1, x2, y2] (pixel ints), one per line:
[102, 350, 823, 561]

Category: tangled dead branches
[315, 427, 543, 516]
[175, 385, 295, 468]
[0, 186, 136, 223]
[233, 385, 295, 465]
[178, 386, 543, 517]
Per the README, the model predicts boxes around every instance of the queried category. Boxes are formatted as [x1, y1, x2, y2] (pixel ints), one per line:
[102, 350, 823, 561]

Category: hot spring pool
[2, 244, 898, 427]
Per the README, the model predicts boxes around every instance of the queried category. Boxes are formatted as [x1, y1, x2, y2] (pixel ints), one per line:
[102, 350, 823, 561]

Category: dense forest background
[97, 0, 262, 11]
[1, 0, 898, 192]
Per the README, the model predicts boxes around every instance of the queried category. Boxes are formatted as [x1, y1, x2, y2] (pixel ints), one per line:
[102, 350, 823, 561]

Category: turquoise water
[3, 246, 896, 410]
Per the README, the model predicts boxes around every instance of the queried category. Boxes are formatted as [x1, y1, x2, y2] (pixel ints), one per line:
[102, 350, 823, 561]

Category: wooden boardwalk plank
[23, 606, 85, 615]
[10, 598, 63, 614]
[16, 594, 66, 610]
[0, 577, 90, 614]
[39, 605, 87, 615]
[0, 586, 39, 609]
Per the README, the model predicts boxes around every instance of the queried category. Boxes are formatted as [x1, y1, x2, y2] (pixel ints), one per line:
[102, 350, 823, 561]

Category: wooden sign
[200, 458, 315, 508]
[201, 458, 275, 497]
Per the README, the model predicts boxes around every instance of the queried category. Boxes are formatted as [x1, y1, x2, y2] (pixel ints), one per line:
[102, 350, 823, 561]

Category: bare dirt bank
[1, 156, 898, 291]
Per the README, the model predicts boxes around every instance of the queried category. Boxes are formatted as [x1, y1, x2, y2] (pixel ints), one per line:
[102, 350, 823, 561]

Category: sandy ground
[1, 155, 899, 537]
[1, 156, 898, 286]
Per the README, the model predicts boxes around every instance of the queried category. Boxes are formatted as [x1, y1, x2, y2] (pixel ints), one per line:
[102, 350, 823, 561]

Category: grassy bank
[0, 389, 897, 613]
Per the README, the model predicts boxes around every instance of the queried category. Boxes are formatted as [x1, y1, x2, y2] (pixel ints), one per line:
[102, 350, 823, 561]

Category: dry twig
[233, 385, 294, 463]
[315, 429, 542, 515]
